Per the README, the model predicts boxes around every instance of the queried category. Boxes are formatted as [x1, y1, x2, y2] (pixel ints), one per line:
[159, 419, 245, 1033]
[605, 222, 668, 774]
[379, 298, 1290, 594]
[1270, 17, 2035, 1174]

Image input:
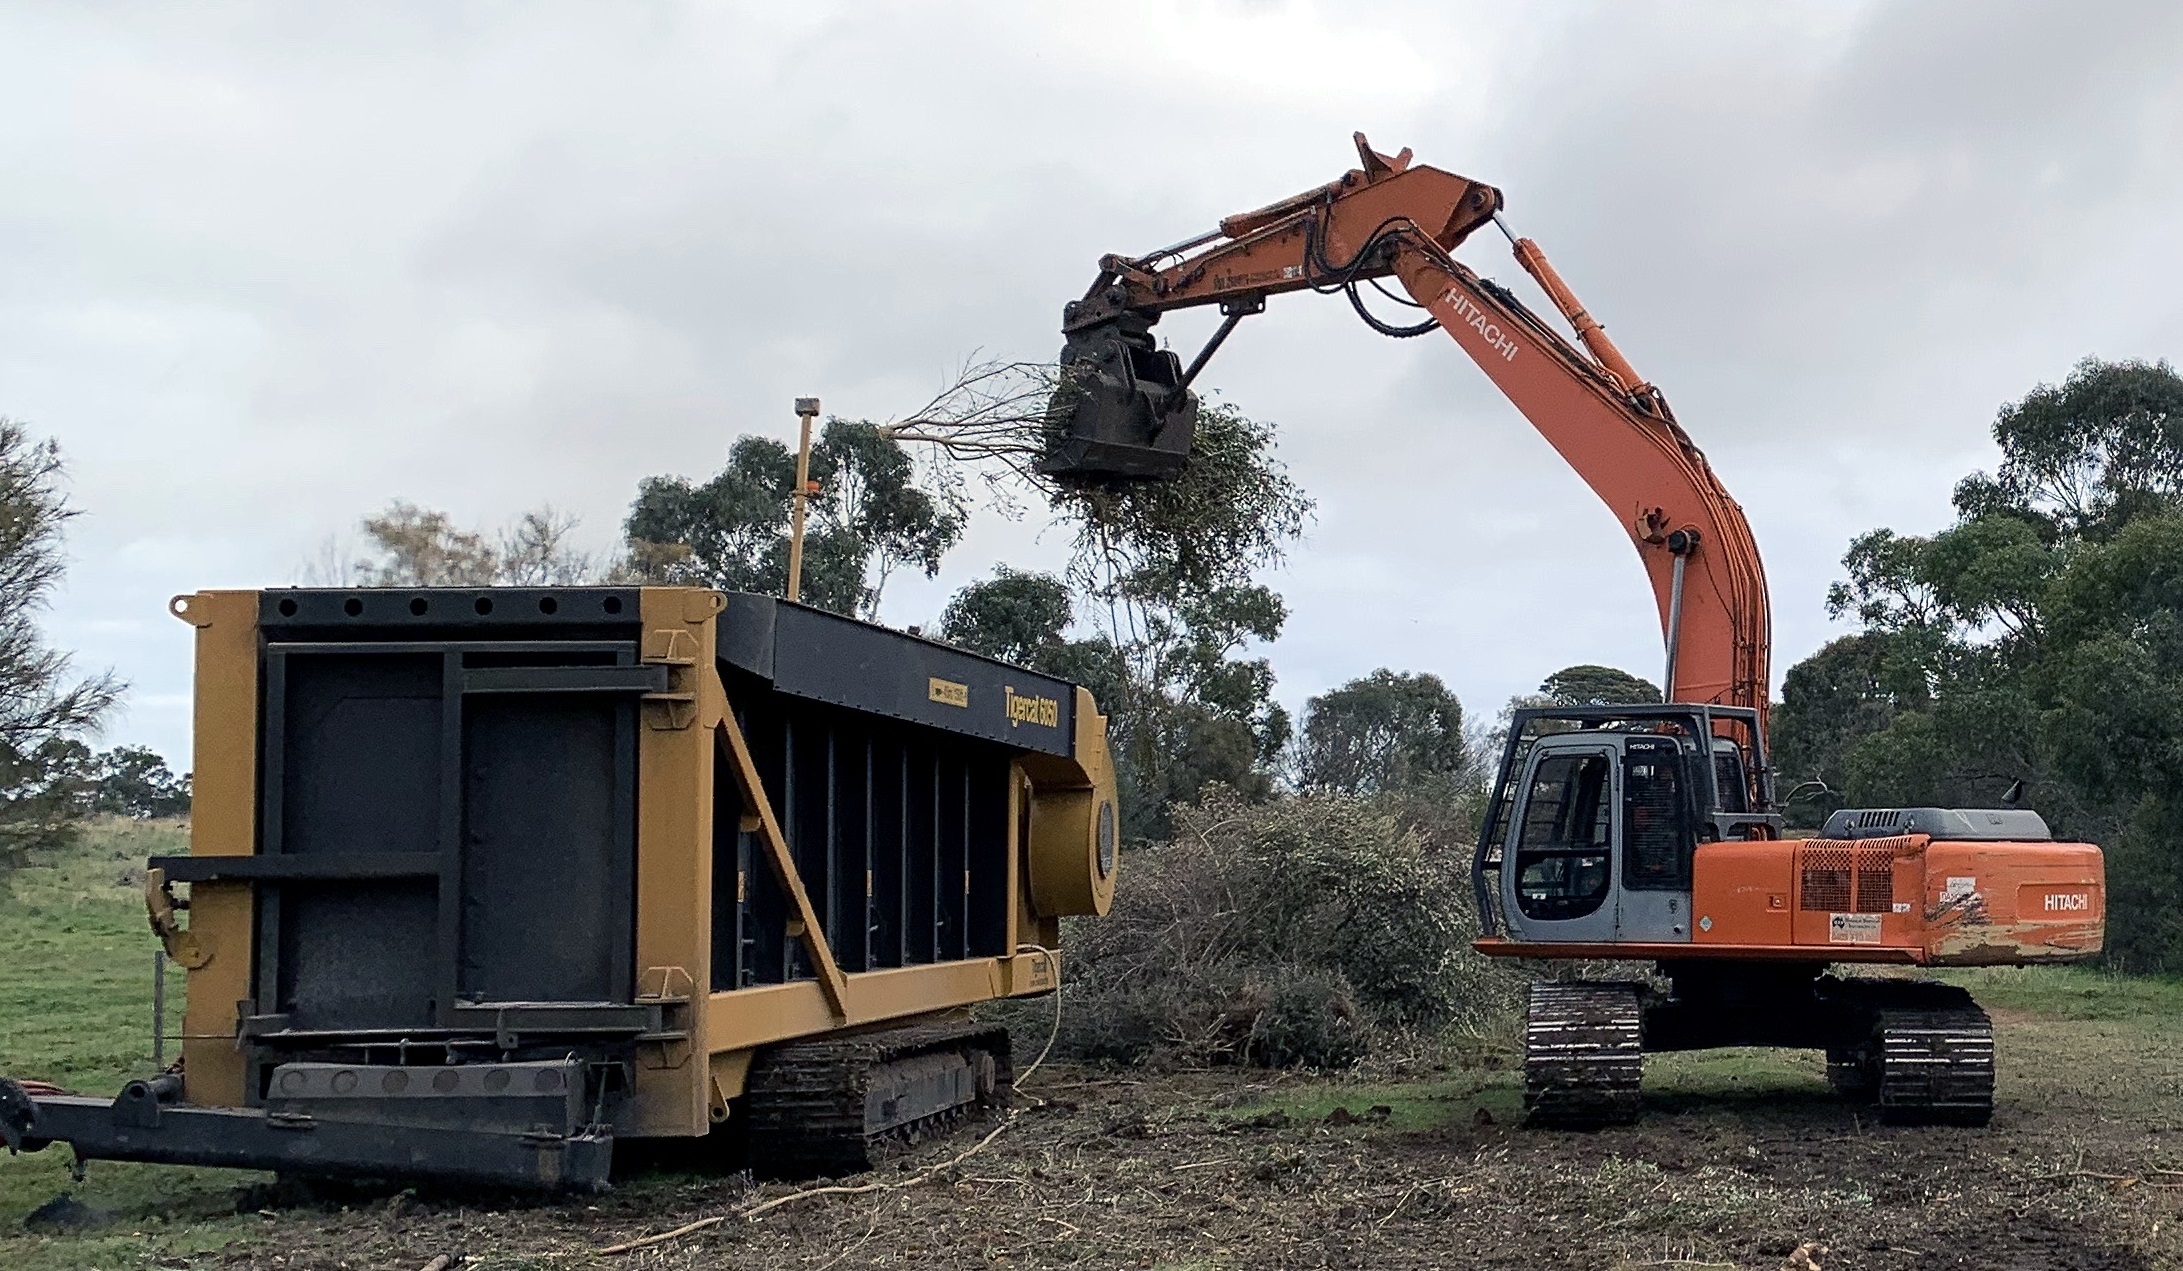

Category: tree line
[9, 355, 2182, 981]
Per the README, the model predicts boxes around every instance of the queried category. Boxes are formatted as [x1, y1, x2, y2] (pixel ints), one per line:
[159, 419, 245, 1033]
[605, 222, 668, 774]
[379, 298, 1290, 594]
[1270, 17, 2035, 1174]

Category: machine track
[1523, 982, 1644, 1129]
[743, 1019, 1012, 1178]
[1819, 980, 1994, 1126]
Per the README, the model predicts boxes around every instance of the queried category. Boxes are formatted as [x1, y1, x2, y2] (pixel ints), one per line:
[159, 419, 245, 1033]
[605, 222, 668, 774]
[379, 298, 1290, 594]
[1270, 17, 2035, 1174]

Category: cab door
[1614, 735, 1695, 943]
[1501, 743, 1619, 944]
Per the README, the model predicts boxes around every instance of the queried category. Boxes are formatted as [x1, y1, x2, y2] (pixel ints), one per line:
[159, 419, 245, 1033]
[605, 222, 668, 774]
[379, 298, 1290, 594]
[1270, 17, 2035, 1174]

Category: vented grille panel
[1800, 841, 1904, 913]
[1855, 856, 1895, 913]
[1800, 848, 1852, 912]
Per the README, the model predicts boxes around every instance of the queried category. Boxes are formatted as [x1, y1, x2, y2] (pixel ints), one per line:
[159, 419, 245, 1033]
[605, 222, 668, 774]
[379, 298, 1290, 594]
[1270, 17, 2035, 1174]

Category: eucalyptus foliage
[1774, 357, 2183, 968]
[626, 418, 965, 620]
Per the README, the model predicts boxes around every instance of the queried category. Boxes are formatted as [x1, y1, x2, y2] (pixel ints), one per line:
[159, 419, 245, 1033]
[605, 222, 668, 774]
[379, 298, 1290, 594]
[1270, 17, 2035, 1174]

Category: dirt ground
[46, 988, 2169, 1271]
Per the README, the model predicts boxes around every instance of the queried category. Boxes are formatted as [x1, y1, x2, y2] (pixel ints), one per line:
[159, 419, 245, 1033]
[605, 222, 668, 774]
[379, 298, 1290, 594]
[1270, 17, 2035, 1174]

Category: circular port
[538, 596, 559, 615]
[410, 597, 429, 616]
[278, 1069, 307, 1094]
[474, 596, 494, 616]
[330, 1069, 358, 1095]
[602, 596, 623, 615]
[534, 1068, 564, 1092]
[343, 597, 364, 617]
[432, 1069, 461, 1093]
[277, 597, 298, 617]
[484, 1068, 511, 1092]
[382, 1069, 410, 1094]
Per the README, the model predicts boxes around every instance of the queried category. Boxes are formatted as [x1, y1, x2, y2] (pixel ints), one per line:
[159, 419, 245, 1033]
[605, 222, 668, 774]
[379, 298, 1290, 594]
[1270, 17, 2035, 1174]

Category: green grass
[1940, 963, 2183, 1021]
[1211, 1067, 1525, 1133]
[0, 819, 266, 1269]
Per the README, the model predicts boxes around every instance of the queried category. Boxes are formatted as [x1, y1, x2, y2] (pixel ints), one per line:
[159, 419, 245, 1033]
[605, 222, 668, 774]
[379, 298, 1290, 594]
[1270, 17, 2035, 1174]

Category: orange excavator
[1041, 135, 2105, 1127]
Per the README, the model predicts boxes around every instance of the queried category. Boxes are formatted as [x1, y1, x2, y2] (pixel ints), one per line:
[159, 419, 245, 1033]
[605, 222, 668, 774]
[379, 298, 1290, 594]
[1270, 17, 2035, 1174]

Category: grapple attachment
[1038, 312, 1196, 483]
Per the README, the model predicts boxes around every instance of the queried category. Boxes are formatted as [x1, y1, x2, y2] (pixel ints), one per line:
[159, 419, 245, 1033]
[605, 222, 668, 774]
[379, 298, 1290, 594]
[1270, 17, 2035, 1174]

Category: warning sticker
[1942, 876, 1977, 902]
[1829, 913, 1883, 944]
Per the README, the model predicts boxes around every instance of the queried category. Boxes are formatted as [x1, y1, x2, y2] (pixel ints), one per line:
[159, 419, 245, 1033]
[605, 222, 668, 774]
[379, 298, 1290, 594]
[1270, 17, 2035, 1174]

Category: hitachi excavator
[1040, 135, 2105, 1128]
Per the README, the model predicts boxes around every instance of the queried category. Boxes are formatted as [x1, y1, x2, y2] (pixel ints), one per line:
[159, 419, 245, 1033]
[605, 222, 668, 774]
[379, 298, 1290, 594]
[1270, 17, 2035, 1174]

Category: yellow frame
[166, 587, 1110, 1140]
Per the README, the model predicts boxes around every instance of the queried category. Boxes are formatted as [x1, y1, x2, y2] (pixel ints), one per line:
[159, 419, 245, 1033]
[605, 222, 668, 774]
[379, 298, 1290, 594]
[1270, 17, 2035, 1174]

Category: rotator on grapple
[1037, 134, 2106, 1128]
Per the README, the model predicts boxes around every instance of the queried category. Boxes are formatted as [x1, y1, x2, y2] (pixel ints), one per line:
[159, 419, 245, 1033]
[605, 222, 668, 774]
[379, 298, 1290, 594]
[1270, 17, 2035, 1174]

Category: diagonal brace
[714, 712, 850, 1019]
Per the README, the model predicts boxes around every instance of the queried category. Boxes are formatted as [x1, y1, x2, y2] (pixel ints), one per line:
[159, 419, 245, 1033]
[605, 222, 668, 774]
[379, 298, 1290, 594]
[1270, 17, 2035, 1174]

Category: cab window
[1514, 752, 1612, 921]
[1622, 740, 1692, 889]
[1712, 741, 1751, 814]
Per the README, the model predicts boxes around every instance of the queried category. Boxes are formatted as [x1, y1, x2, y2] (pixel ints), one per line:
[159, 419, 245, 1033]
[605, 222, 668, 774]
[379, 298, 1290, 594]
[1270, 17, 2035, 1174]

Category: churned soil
[139, 996, 2182, 1271]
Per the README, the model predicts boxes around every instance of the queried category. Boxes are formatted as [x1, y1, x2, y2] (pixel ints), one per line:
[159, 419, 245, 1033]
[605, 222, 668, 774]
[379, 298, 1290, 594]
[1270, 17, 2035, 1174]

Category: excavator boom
[1045, 134, 1771, 739]
[1040, 137, 2104, 1131]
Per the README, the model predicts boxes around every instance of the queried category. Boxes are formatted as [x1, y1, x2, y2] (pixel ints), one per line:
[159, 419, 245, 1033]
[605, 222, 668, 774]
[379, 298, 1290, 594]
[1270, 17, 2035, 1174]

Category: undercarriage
[742, 1019, 1013, 1178]
[1523, 966, 1994, 1130]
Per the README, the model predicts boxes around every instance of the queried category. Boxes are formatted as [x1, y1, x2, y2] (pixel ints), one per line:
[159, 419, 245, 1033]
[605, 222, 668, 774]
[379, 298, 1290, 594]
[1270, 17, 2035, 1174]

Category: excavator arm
[1045, 135, 1771, 742]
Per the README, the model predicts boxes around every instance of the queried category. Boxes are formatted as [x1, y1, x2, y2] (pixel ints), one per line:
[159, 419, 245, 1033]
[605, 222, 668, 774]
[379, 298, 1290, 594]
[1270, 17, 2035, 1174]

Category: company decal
[1828, 913, 1883, 945]
[1941, 876, 1977, 903]
[1440, 289, 1520, 362]
[1004, 685, 1060, 729]
[928, 677, 969, 708]
[1212, 264, 1305, 290]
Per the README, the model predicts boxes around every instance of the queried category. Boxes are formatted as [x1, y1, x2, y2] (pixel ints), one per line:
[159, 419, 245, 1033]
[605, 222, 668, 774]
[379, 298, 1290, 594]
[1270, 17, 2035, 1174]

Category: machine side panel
[462, 692, 632, 1004]
[1689, 841, 1792, 945]
[270, 650, 442, 1031]
[719, 593, 1077, 757]
[176, 591, 261, 1109]
[626, 589, 720, 1138]
[1921, 840, 2104, 965]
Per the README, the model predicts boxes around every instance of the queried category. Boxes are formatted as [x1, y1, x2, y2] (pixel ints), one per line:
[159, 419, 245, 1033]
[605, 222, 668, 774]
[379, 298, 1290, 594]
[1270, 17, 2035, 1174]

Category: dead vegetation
[131, 991, 2183, 1271]
[990, 787, 1527, 1070]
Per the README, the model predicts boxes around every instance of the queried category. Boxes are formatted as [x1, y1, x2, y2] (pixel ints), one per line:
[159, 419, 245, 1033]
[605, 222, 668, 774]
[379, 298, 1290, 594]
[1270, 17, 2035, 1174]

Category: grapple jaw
[1038, 312, 1196, 484]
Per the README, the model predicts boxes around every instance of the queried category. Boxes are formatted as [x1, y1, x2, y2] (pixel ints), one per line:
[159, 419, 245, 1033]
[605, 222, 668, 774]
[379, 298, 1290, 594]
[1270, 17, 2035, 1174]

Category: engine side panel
[1920, 839, 2104, 965]
[1689, 841, 1792, 946]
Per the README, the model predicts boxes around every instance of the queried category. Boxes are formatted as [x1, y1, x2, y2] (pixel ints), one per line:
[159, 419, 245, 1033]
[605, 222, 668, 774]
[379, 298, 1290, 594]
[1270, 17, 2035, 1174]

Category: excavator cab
[1472, 705, 1779, 946]
[1038, 307, 1198, 483]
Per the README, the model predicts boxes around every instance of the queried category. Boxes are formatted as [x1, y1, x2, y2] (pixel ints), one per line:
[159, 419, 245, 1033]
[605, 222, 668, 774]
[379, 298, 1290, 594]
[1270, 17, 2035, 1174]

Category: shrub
[1017, 786, 1523, 1069]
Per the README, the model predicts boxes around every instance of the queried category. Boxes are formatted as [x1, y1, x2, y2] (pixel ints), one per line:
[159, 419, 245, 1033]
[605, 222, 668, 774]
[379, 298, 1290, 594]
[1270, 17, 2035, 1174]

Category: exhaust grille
[1801, 848, 1852, 912]
[1801, 845, 1899, 913]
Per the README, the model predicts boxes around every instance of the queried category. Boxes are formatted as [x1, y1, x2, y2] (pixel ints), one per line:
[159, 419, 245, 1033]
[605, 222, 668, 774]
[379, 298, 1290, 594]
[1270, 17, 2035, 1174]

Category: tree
[330, 501, 597, 587]
[84, 745, 192, 819]
[1539, 664, 1663, 707]
[1297, 670, 1469, 797]
[496, 507, 597, 585]
[1768, 632, 1929, 819]
[920, 397, 1312, 841]
[0, 422, 119, 869]
[1953, 356, 2183, 540]
[625, 418, 965, 619]
[934, 567, 1075, 667]
[1045, 402, 1312, 840]
[355, 501, 502, 585]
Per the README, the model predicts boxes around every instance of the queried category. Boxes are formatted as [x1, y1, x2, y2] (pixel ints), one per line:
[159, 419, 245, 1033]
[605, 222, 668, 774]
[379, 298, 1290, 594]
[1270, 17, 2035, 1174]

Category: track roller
[743, 1019, 1012, 1178]
[1818, 980, 1994, 1126]
[1523, 982, 1643, 1129]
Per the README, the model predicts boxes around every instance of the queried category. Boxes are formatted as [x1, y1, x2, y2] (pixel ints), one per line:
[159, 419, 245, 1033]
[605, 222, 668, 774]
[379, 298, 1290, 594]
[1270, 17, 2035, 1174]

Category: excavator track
[1819, 980, 1994, 1126]
[743, 1019, 1012, 1179]
[1523, 982, 1643, 1129]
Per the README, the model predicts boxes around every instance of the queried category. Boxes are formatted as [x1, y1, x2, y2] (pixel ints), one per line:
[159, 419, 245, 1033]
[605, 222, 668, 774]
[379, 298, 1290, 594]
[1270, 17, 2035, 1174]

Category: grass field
[0, 819, 272, 1269]
[5, 824, 2181, 1269]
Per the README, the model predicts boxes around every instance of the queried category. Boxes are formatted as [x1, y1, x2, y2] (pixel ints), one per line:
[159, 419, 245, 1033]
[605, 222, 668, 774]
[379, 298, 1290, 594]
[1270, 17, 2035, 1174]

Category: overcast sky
[4, 1, 2180, 767]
